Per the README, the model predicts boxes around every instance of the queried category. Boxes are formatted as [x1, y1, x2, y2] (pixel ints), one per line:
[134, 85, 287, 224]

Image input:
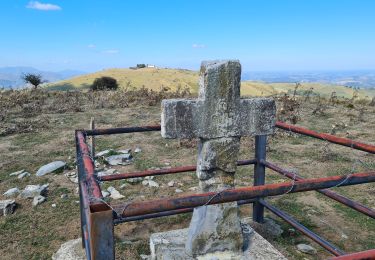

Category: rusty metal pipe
[328, 249, 375, 260]
[109, 171, 375, 218]
[262, 160, 375, 219]
[275, 121, 375, 154]
[76, 131, 103, 207]
[113, 198, 256, 224]
[84, 125, 161, 136]
[99, 159, 256, 181]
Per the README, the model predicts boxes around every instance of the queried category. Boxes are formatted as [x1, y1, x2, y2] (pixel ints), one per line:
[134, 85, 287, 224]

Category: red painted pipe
[329, 249, 375, 260]
[99, 159, 256, 181]
[262, 160, 375, 219]
[275, 121, 375, 154]
[109, 171, 375, 218]
[76, 131, 103, 200]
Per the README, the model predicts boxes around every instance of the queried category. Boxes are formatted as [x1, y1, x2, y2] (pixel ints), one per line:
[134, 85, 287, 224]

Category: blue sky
[0, 0, 375, 72]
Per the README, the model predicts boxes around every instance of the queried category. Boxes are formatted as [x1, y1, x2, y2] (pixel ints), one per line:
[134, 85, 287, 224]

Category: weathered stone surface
[150, 221, 286, 260]
[126, 177, 143, 184]
[105, 154, 132, 166]
[3, 187, 20, 197]
[160, 60, 277, 256]
[297, 244, 317, 255]
[251, 217, 284, 238]
[36, 161, 66, 176]
[20, 184, 48, 198]
[186, 203, 243, 256]
[95, 149, 113, 157]
[167, 181, 175, 187]
[0, 200, 16, 216]
[107, 186, 124, 200]
[32, 195, 46, 206]
[52, 238, 86, 260]
[197, 137, 240, 176]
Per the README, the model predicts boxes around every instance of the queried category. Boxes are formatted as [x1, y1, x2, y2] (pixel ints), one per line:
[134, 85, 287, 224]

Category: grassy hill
[47, 67, 375, 99]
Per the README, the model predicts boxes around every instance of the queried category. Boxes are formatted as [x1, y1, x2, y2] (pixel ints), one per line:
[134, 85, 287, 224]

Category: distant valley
[0, 66, 85, 88]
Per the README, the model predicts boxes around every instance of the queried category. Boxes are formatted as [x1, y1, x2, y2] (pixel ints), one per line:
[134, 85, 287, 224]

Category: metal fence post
[89, 209, 115, 260]
[253, 135, 267, 223]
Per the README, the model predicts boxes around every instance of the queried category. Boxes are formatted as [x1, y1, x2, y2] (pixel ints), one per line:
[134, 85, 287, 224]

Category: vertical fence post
[253, 135, 267, 223]
[89, 209, 114, 260]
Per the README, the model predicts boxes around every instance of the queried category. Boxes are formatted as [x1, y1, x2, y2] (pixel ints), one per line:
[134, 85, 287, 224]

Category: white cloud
[192, 43, 206, 49]
[102, 49, 119, 54]
[26, 1, 62, 11]
[87, 44, 96, 49]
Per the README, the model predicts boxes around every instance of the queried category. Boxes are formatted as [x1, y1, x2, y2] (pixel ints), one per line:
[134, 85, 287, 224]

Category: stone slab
[150, 221, 287, 260]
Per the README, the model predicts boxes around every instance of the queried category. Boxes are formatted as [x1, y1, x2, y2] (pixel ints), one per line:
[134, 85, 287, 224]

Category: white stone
[134, 147, 142, 153]
[145, 176, 155, 180]
[60, 194, 68, 199]
[36, 161, 66, 176]
[9, 169, 25, 176]
[97, 168, 117, 177]
[119, 183, 127, 189]
[52, 203, 57, 208]
[105, 154, 132, 166]
[33, 195, 46, 206]
[101, 191, 110, 198]
[142, 180, 149, 186]
[175, 189, 183, 193]
[3, 187, 20, 197]
[18, 172, 31, 179]
[95, 149, 113, 157]
[168, 181, 175, 187]
[148, 180, 159, 188]
[52, 238, 86, 260]
[107, 186, 125, 200]
[126, 177, 143, 184]
[0, 200, 16, 216]
[20, 184, 48, 198]
[297, 244, 317, 255]
[188, 187, 198, 191]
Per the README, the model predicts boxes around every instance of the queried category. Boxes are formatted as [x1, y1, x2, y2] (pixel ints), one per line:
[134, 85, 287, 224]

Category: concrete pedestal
[149, 221, 287, 260]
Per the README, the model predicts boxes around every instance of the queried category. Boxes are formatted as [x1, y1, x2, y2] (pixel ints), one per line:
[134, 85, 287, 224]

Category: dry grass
[0, 88, 374, 259]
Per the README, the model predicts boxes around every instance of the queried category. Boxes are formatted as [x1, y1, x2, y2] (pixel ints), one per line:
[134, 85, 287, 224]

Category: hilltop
[47, 67, 375, 99]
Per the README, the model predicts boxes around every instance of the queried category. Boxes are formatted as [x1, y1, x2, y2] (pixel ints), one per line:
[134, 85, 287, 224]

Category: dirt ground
[0, 91, 374, 260]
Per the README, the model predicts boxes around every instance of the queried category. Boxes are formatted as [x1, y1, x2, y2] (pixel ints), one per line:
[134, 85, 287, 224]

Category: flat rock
[3, 187, 20, 197]
[150, 221, 286, 260]
[126, 177, 143, 184]
[105, 154, 132, 166]
[97, 168, 117, 177]
[20, 184, 48, 198]
[52, 238, 86, 260]
[297, 244, 317, 255]
[0, 200, 16, 216]
[107, 186, 125, 200]
[36, 161, 66, 176]
[18, 172, 31, 179]
[95, 149, 114, 157]
[143, 180, 159, 188]
[101, 191, 110, 198]
[9, 169, 25, 176]
[134, 147, 142, 153]
[175, 189, 183, 193]
[168, 181, 175, 187]
[32, 195, 46, 206]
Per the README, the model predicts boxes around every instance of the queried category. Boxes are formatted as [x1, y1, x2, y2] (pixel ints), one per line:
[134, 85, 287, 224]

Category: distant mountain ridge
[0, 66, 86, 88]
[242, 70, 375, 89]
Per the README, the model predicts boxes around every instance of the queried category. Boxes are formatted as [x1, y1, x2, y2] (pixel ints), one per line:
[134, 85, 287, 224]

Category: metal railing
[76, 121, 375, 260]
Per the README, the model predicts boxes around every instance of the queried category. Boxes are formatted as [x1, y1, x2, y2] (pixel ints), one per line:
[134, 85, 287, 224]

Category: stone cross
[161, 60, 276, 256]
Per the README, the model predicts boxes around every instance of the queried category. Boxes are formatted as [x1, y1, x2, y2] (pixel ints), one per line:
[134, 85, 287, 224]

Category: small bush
[91, 76, 118, 91]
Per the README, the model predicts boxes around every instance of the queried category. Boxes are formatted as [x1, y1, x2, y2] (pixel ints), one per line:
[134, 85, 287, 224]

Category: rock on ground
[297, 244, 317, 255]
[32, 195, 46, 206]
[36, 161, 66, 176]
[126, 177, 143, 184]
[20, 184, 48, 198]
[3, 187, 20, 197]
[9, 169, 25, 176]
[18, 172, 31, 179]
[0, 200, 16, 216]
[107, 186, 125, 199]
[105, 154, 132, 166]
[52, 238, 86, 260]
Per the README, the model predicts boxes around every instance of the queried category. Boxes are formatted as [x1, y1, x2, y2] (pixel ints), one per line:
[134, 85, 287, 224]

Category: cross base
[149, 220, 287, 260]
